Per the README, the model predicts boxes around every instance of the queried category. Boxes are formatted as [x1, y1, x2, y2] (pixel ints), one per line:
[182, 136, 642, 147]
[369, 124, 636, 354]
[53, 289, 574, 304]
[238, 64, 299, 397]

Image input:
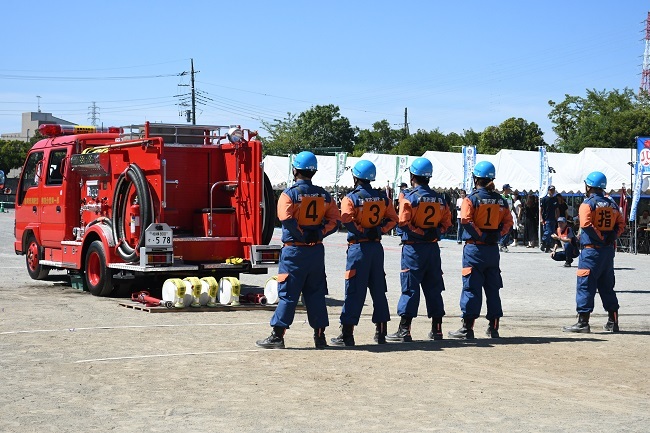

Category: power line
[0, 73, 181, 81]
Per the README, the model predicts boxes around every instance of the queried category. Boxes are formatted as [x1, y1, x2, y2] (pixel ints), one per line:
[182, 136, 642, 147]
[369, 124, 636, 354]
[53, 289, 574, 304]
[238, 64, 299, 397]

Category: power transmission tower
[88, 101, 100, 126]
[641, 12, 650, 94]
[175, 58, 200, 124]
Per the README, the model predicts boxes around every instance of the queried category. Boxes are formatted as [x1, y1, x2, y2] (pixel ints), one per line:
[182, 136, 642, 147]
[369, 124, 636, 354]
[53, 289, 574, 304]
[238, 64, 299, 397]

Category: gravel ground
[1, 208, 649, 432]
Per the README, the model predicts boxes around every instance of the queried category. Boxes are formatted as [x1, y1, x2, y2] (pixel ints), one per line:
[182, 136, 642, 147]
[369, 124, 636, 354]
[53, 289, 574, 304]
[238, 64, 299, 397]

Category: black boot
[386, 316, 413, 342]
[448, 318, 475, 339]
[255, 326, 286, 349]
[374, 322, 387, 344]
[330, 324, 355, 347]
[603, 311, 619, 332]
[486, 317, 500, 338]
[428, 317, 443, 340]
[563, 312, 591, 333]
[313, 327, 328, 349]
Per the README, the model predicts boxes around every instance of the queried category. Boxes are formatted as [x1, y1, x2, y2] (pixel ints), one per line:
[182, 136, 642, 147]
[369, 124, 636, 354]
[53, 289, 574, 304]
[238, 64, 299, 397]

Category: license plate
[145, 230, 172, 246]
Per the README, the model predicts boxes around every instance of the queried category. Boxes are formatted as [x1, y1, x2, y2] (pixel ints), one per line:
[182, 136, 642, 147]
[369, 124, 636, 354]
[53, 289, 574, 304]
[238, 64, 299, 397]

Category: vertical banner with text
[462, 146, 476, 191]
[539, 146, 550, 198]
[335, 152, 347, 184]
[629, 161, 644, 222]
[395, 156, 408, 190]
[334, 152, 348, 203]
[636, 137, 650, 175]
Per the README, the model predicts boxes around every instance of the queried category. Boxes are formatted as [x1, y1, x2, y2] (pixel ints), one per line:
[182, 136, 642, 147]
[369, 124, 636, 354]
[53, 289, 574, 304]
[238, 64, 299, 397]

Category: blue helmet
[409, 158, 433, 178]
[292, 151, 318, 171]
[584, 171, 607, 189]
[352, 160, 376, 181]
[473, 161, 496, 179]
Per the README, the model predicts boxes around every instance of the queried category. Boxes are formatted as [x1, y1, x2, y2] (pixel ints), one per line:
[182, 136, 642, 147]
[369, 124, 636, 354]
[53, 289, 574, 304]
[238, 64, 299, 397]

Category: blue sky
[1, 1, 648, 145]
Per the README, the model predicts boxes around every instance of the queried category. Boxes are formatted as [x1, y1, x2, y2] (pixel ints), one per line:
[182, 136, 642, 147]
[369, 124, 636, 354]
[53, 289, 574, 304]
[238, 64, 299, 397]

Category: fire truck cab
[14, 122, 279, 296]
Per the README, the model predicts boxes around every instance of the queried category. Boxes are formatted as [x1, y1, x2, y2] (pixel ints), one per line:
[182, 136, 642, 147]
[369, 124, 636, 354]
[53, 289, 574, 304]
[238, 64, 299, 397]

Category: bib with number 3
[359, 200, 387, 228]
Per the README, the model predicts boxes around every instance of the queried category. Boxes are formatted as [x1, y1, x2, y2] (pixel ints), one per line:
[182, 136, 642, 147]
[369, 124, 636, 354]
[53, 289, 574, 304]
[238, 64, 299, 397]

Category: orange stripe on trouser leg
[462, 267, 472, 276]
[576, 269, 590, 277]
[277, 273, 289, 283]
[345, 269, 356, 279]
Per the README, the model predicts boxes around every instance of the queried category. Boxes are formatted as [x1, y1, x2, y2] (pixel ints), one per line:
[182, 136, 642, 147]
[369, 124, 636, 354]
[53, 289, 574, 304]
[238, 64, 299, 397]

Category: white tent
[263, 154, 360, 190]
[264, 148, 642, 194]
[358, 153, 418, 187]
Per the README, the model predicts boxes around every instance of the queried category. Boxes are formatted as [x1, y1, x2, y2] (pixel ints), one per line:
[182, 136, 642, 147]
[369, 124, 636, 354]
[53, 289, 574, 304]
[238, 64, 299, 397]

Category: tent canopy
[264, 148, 642, 193]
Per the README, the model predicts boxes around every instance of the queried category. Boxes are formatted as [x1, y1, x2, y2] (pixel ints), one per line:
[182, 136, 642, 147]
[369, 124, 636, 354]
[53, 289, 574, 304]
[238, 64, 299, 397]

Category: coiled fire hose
[111, 163, 153, 262]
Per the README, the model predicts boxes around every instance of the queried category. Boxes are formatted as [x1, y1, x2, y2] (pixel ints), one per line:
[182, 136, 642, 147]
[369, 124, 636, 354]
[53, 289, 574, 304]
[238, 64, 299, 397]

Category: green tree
[478, 117, 546, 155]
[261, 105, 357, 155]
[295, 104, 356, 154]
[353, 120, 400, 156]
[391, 128, 450, 155]
[0, 139, 31, 173]
[260, 113, 300, 156]
[461, 128, 481, 149]
[548, 88, 650, 153]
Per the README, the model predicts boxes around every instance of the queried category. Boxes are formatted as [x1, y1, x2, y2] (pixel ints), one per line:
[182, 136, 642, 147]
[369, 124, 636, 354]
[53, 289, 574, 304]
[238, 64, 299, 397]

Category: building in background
[1, 112, 75, 142]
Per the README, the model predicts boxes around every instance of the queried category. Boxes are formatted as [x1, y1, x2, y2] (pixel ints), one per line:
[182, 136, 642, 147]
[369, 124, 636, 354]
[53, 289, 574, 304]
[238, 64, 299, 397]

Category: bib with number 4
[297, 196, 326, 226]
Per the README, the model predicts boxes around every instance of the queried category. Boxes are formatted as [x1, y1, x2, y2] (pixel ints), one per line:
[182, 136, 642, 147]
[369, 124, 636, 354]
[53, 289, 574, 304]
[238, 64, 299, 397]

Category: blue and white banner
[629, 161, 644, 222]
[539, 146, 550, 197]
[462, 146, 476, 191]
[335, 152, 347, 184]
[636, 137, 650, 175]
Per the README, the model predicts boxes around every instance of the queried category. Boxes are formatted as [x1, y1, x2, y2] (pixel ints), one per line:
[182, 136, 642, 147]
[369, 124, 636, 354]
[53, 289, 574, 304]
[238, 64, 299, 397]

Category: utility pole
[36, 96, 41, 113]
[176, 59, 200, 124]
[88, 101, 100, 126]
[404, 107, 410, 137]
[190, 58, 196, 125]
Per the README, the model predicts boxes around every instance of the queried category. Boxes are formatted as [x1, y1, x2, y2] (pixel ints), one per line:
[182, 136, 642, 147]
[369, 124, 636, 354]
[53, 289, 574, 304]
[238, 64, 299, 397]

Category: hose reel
[111, 163, 154, 262]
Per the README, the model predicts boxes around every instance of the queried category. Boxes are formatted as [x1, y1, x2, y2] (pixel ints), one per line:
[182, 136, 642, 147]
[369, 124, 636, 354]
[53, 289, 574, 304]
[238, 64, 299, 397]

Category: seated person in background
[550, 217, 579, 267]
[638, 209, 650, 230]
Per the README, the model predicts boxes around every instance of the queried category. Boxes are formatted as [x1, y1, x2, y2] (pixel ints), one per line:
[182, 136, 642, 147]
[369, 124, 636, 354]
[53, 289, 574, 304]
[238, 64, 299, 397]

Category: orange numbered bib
[297, 196, 325, 226]
[474, 203, 501, 230]
[359, 200, 387, 228]
[412, 202, 442, 229]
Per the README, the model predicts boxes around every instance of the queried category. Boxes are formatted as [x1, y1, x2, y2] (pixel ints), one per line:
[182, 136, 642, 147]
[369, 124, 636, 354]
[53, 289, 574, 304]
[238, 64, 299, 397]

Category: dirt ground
[1, 208, 649, 432]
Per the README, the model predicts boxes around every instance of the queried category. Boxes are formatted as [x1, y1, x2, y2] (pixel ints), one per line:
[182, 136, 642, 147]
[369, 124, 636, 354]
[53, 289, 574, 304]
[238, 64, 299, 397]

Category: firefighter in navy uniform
[449, 161, 513, 339]
[386, 158, 452, 342]
[563, 171, 625, 333]
[331, 160, 399, 346]
[256, 151, 341, 349]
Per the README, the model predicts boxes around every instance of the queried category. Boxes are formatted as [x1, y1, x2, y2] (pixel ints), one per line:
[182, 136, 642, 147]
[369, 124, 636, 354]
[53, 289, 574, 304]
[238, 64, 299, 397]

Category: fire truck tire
[84, 240, 114, 297]
[25, 235, 50, 280]
[262, 174, 275, 245]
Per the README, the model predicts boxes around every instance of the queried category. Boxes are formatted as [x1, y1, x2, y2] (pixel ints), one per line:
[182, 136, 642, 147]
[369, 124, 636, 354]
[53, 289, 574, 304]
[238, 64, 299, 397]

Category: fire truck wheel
[25, 235, 50, 280]
[84, 240, 114, 297]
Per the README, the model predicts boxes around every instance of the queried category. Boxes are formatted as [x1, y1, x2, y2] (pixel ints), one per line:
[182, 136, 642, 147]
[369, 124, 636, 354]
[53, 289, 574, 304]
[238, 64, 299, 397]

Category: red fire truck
[14, 122, 279, 296]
